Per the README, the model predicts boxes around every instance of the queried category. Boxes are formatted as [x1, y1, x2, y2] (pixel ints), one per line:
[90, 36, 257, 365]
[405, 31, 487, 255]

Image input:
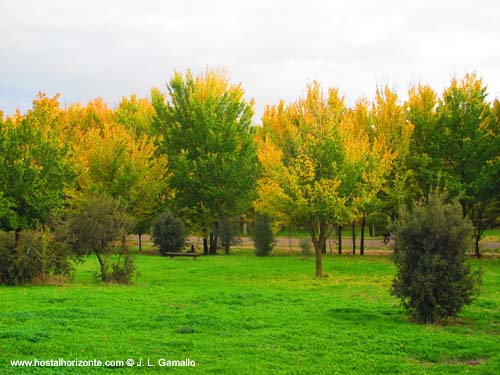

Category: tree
[0, 230, 72, 285]
[347, 98, 395, 254]
[436, 74, 500, 257]
[255, 83, 393, 276]
[72, 121, 169, 252]
[252, 213, 275, 256]
[66, 97, 114, 132]
[152, 69, 258, 255]
[407, 74, 500, 257]
[219, 215, 240, 255]
[61, 193, 134, 282]
[0, 94, 73, 249]
[391, 192, 481, 323]
[151, 210, 187, 255]
[372, 86, 414, 226]
[114, 94, 156, 138]
[406, 84, 440, 200]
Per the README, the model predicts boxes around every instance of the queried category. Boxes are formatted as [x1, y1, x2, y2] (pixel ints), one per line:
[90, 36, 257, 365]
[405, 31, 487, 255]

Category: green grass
[0, 251, 499, 374]
[483, 228, 500, 242]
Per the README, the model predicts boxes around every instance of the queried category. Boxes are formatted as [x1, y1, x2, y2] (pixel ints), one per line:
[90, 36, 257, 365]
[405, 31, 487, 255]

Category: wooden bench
[165, 252, 201, 260]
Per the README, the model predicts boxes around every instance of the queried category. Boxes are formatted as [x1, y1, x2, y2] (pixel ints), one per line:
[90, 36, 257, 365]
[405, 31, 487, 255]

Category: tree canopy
[255, 82, 395, 276]
[152, 69, 258, 254]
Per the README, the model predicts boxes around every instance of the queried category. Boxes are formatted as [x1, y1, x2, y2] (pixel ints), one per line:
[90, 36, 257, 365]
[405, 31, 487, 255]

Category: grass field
[0, 251, 499, 374]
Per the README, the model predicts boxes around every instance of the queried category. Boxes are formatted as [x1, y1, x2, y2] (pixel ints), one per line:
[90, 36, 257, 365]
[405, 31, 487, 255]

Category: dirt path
[132, 234, 500, 253]
[184, 235, 500, 252]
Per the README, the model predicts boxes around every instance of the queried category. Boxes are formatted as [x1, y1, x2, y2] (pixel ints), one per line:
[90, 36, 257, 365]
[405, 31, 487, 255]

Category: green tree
[0, 94, 73, 248]
[152, 69, 258, 255]
[439, 75, 500, 257]
[406, 84, 440, 199]
[407, 74, 500, 257]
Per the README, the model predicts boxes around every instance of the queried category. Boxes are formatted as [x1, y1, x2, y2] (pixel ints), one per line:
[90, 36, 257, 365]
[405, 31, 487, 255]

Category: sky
[1, 0, 500, 123]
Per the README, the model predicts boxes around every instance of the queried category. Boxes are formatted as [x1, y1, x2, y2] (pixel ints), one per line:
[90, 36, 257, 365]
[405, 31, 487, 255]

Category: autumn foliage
[0, 70, 499, 284]
[255, 82, 395, 276]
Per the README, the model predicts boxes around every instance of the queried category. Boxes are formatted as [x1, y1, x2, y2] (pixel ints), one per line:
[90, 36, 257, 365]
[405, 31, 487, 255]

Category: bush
[300, 238, 313, 257]
[61, 193, 134, 283]
[219, 216, 241, 255]
[0, 230, 72, 285]
[152, 211, 186, 255]
[391, 192, 481, 323]
[252, 214, 275, 256]
[110, 249, 136, 284]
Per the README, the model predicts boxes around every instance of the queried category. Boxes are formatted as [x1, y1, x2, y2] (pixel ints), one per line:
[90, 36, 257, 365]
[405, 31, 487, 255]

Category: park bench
[165, 252, 200, 260]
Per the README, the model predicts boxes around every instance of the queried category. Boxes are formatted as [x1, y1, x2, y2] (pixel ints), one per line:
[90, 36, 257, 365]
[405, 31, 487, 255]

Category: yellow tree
[66, 98, 114, 133]
[342, 99, 395, 254]
[256, 82, 393, 276]
[371, 86, 414, 227]
[114, 94, 156, 138]
[72, 118, 169, 251]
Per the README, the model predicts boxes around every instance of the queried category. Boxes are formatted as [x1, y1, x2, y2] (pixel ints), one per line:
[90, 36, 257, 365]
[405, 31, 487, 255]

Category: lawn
[0, 251, 499, 374]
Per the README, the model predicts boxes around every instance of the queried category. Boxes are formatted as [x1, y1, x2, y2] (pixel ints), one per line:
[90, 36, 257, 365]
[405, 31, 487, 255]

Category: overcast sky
[1, 0, 500, 123]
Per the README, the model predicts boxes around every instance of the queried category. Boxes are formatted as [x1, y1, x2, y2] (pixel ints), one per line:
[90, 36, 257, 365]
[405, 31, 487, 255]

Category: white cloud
[1, 0, 499, 121]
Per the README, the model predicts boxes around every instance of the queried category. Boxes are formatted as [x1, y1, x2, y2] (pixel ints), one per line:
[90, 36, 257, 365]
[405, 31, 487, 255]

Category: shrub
[0, 230, 72, 285]
[300, 238, 313, 257]
[110, 249, 136, 284]
[151, 211, 186, 255]
[61, 193, 134, 283]
[391, 192, 481, 323]
[219, 216, 241, 255]
[253, 214, 275, 256]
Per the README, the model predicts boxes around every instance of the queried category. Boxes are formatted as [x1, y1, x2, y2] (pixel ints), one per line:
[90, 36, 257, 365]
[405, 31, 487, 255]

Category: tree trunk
[321, 223, 327, 254]
[314, 244, 323, 277]
[337, 224, 343, 254]
[14, 228, 21, 254]
[203, 237, 208, 255]
[474, 238, 481, 258]
[473, 208, 484, 259]
[360, 213, 366, 256]
[209, 232, 214, 254]
[474, 227, 483, 259]
[352, 221, 356, 255]
[308, 221, 324, 277]
[213, 221, 219, 254]
[210, 233, 214, 253]
[40, 226, 48, 281]
[138, 233, 142, 253]
[203, 227, 209, 255]
[95, 253, 108, 282]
